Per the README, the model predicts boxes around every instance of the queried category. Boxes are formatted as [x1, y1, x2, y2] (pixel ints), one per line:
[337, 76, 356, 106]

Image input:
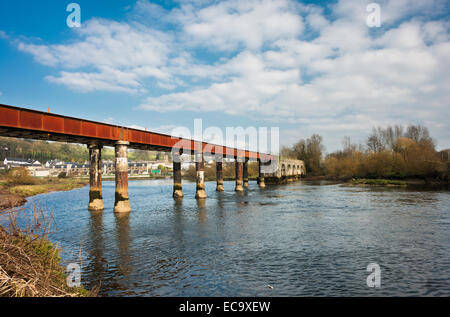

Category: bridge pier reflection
[114, 213, 132, 277]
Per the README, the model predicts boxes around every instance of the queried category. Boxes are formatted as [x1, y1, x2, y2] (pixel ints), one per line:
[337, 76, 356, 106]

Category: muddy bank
[0, 192, 27, 211]
[0, 179, 88, 211]
[301, 176, 449, 189]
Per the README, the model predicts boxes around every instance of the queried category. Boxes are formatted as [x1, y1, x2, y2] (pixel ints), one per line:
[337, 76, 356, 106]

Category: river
[8, 180, 450, 296]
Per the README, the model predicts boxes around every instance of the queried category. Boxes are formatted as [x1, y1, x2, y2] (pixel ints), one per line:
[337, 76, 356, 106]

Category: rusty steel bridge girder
[0, 104, 275, 162]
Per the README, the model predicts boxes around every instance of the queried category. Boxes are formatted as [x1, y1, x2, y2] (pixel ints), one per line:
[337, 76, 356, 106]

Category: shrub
[4, 168, 36, 186]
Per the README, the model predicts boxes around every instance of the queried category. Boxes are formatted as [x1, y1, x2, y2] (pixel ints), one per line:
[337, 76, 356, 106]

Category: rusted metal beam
[0, 104, 276, 161]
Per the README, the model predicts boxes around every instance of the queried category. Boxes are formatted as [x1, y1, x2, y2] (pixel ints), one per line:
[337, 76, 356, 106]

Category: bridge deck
[0, 104, 274, 161]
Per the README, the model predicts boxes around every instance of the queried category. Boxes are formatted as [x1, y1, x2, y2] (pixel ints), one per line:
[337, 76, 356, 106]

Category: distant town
[1, 156, 173, 178]
[1, 155, 235, 178]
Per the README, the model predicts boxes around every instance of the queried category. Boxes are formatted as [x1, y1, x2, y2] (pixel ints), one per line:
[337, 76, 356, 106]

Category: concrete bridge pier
[173, 149, 183, 198]
[235, 158, 244, 192]
[114, 141, 131, 213]
[88, 144, 104, 211]
[216, 156, 224, 192]
[195, 152, 207, 199]
[257, 159, 266, 188]
[243, 158, 249, 188]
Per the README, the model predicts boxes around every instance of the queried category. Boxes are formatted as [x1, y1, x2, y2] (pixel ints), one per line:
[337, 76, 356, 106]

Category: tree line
[281, 125, 449, 180]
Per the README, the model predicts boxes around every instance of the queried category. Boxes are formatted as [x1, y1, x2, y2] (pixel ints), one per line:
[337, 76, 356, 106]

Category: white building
[31, 168, 50, 177]
[4, 157, 41, 168]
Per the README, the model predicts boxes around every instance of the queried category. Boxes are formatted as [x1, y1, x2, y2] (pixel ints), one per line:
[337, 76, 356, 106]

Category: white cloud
[17, 19, 174, 93]
[0, 30, 8, 39]
[10, 0, 450, 150]
[179, 0, 305, 51]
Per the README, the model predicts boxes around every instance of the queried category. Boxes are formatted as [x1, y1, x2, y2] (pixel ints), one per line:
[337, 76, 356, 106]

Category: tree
[282, 134, 325, 176]
[367, 127, 385, 153]
[405, 124, 432, 143]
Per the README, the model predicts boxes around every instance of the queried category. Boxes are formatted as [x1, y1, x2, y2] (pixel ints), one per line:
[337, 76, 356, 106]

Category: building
[45, 160, 64, 168]
[3, 157, 41, 168]
[30, 168, 50, 177]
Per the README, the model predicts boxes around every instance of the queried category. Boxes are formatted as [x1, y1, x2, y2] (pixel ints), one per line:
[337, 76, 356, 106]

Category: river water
[9, 180, 450, 296]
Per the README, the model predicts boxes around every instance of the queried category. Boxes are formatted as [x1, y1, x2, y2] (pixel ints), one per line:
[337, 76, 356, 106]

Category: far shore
[301, 175, 449, 188]
[0, 177, 89, 211]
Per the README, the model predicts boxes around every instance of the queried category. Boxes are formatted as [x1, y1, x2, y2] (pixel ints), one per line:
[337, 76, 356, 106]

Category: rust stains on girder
[0, 104, 276, 161]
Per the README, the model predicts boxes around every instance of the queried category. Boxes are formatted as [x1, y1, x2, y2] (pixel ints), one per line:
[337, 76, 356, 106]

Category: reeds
[0, 204, 98, 297]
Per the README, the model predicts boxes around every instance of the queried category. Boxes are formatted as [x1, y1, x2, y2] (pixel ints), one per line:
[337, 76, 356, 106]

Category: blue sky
[0, 0, 449, 152]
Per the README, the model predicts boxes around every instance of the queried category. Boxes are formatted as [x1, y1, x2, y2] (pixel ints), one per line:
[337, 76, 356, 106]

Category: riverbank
[347, 178, 449, 188]
[0, 226, 88, 297]
[302, 175, 449, 188]
[0, 177, 88, 211]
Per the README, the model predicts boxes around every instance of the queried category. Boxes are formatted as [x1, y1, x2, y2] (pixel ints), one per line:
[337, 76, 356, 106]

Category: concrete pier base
[235, 159, 244, 192]
[243, 158, 249, 188]
[258, 159, 266, 188]
[195, 152, 207, 199]
[216, 158, 224, 192]
[173, 149, 184, 198]
[88, 144, 104, 211]
[114, 141, 131, 213]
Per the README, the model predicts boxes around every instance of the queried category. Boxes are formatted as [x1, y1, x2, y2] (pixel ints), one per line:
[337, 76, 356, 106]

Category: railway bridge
[0, 104, 304, 213]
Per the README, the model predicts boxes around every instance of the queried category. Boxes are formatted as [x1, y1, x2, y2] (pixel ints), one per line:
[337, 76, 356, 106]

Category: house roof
[5, 157, 33, 163]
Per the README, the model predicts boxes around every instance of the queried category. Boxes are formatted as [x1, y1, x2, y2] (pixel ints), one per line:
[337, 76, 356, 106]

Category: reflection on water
[17, 180, 450, 296]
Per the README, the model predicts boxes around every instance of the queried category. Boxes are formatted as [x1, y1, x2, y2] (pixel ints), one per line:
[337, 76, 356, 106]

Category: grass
[0, 170, 88, 210]
[349, 178, 407, 186]
[0, 205, 98, 297]
[9, 179, 88, 198]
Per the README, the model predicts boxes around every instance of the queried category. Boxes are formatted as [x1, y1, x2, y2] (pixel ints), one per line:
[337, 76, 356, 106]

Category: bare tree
[367, 127, 385, 152]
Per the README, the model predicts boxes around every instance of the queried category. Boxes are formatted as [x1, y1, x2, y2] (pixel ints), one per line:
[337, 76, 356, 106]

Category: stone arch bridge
[263, 158, 306, 184]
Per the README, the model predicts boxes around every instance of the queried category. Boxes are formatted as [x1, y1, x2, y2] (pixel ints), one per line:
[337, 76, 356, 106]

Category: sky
[0, 0, 449, 153]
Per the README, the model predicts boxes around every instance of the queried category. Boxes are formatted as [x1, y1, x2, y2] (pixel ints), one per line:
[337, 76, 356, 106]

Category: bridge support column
[235, 159, 244, 192]
[173, 149, 183, 198]
[257, 159, 266, 188]
[243, 158, 249, 188]
[114, 141, 131, 213]
[88, 144, 104, 211]
[195, 152, 207, 199]
[216, 157, 224, 192]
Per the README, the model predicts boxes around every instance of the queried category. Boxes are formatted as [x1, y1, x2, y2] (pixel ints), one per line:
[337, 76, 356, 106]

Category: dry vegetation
[0, 168, 88, 210]
[0, 205, 98, 297]
[282, 124, 449, 183]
